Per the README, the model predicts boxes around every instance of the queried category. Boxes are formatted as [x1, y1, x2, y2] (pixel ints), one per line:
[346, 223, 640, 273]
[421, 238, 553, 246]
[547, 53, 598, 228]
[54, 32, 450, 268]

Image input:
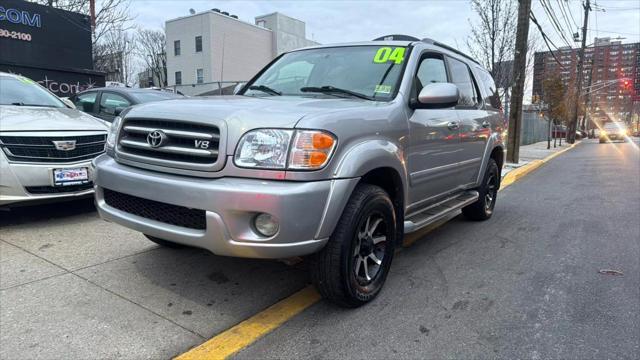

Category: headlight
[234, 129, 336, 170]
[235, 129, 294, 169]
[106, 116, 122, 149]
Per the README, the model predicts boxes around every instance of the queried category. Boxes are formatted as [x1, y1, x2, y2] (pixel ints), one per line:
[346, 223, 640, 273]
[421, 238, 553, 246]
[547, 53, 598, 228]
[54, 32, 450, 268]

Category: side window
[175, 71, 182, 85]
[74, 92, 97, 113]
[99, 93, 130, 116]
[447, 57, 477, 107]
[415, 56, 447, 93]
[174, 40, 181, 56]
[480, 71, 502, 109]
[195, 36, 202, 52]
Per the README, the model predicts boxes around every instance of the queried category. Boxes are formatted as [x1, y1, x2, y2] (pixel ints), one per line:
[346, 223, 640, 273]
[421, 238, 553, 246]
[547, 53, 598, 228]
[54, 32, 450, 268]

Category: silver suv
[94, 37, 505, 307]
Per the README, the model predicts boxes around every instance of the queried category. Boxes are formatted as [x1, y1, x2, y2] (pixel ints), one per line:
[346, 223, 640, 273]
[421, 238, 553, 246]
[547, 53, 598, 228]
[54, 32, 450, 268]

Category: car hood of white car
[0, 105, 109, 132]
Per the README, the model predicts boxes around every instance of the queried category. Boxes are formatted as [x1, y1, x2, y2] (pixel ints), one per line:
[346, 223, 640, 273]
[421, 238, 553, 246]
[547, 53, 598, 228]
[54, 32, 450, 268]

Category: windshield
[0, 75, 65, 107]
[604, 122, 627, 131]
[243, 45, 409, 101]
[131, 91, 183, 103]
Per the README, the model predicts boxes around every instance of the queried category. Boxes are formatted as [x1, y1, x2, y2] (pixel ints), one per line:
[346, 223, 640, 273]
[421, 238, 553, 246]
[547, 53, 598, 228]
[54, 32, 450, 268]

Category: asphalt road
[235, 139, 640, 359]
[1, 139, 638, 359]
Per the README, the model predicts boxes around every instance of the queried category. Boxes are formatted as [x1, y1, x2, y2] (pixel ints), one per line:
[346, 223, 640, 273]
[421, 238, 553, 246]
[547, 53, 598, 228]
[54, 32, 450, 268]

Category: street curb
[500, 141, 579, 190]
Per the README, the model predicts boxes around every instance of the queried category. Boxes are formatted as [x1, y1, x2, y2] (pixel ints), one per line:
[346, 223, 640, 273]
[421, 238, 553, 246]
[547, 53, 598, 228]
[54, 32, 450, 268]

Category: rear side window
[100, 93, 130, 115]
[447, 57, 477, 107]
[479, 70, 501, 110]
[74, 92, 97, 113]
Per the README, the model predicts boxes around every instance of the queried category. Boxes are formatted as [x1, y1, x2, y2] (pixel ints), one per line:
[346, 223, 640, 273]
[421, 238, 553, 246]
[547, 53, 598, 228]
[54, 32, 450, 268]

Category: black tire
[144, 234, 185, 248]
[462, 159, 499, 221]
[599, 139, 606, 143]
[310, 184, 396, 308]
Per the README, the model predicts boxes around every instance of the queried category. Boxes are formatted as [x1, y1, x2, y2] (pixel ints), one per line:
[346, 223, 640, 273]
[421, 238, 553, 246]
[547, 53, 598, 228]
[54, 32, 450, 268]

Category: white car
[0, 72, 108, 207]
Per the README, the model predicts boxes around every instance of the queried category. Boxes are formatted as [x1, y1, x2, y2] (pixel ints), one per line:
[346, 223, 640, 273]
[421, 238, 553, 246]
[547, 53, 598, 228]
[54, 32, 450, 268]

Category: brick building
[532, 38, 639, 126]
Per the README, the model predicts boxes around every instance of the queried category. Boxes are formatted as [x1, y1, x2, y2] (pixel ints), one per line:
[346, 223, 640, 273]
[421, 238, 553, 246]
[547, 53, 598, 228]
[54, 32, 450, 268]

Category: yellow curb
[175, 286, 321, 360]
[501, 142, 579, 190]
[174, 141, 580, 360]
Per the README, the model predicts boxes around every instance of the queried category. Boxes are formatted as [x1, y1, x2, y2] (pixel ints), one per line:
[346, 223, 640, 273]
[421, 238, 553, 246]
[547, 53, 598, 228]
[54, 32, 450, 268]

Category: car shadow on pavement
[74, 244, 311, 339]
[0, 198, 97, 227]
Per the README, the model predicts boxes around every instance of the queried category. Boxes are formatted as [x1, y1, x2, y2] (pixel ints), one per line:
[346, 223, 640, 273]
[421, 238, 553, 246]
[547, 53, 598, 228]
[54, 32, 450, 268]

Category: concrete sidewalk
[503, 139, 576, 176]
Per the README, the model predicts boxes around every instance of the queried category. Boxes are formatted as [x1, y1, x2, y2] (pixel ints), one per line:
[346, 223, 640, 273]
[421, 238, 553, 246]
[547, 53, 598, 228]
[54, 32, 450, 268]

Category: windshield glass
[604, 122, 627, 131]
[0, 75, 65, 107]
[243, 45, 409, 101]
[131, 91, 183, 103]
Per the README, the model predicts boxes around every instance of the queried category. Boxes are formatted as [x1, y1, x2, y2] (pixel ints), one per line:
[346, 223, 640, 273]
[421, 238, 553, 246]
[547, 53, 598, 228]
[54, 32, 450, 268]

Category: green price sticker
[18, 76, 35, 85]
[373, 47, 406, 64]
[374, 85, 392, 94]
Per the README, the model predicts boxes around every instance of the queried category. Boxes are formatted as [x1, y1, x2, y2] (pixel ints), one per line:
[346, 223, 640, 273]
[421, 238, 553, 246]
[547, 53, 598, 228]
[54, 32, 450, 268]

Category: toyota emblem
[147, 130, 167, 148]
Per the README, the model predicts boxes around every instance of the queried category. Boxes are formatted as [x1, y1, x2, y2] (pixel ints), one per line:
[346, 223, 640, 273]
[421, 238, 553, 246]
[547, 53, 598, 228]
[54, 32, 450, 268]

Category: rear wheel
[462, 159, 499, 221]
[310, 184, 396, 307]
[144, 234, 185, 248]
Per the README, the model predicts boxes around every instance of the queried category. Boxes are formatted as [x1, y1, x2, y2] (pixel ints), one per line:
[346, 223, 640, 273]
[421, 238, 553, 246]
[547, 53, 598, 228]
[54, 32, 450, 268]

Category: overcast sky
[127, 0, 639, 99]
[130, 0, 640, 50]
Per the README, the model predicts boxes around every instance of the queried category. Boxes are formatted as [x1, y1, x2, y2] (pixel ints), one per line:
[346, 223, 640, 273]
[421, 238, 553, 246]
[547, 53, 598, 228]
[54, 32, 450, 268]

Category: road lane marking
[175, 141, 580, 359]
[174, 286, 320, 360]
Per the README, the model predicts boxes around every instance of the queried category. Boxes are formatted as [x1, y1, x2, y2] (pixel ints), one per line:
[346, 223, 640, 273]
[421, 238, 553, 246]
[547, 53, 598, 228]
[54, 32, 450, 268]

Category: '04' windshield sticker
[373, 47, 406, 64]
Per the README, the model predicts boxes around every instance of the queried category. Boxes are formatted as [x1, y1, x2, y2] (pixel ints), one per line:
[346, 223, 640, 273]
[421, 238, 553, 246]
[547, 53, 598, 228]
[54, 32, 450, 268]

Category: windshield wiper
[9, 102, 56, 107]
[300, 86, 373, 100]
[248, 85, 282, 96]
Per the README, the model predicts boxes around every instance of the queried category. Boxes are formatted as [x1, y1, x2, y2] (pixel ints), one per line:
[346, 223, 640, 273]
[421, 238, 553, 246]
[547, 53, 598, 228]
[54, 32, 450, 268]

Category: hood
[125, 95, 386, 153]
[0, 105, 109, 132]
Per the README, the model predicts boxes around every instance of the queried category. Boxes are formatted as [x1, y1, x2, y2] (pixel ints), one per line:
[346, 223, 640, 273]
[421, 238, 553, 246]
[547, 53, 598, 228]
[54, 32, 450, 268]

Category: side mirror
[60, 97, 76, 109]
[233, 82, 245, 95]
[417, 83, 459, 107]
[114, 106, 126, 116]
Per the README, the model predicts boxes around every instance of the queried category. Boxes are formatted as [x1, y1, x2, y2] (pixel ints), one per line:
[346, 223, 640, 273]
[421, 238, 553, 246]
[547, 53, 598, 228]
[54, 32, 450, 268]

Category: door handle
[482, 120, 491, 128]
[447, 121, 459, 130]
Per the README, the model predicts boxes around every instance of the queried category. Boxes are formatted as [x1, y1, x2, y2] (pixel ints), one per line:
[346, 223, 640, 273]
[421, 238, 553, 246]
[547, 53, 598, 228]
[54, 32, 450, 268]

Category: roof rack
[372, 34, 420, 41]
[422, 38, 481, 65]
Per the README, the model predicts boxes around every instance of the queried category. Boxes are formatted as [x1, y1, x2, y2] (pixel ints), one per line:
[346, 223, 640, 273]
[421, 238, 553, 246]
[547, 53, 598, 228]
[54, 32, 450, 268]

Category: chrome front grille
[117, 118, 222, 171]
[0, 134, 106, 163]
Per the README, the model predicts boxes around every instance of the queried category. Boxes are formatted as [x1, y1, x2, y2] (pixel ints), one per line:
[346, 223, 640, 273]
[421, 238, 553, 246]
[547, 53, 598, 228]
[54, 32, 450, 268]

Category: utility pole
[506, 0, 532, 163]
[90, 0, 96, 33]
[568, 0, 591, 144]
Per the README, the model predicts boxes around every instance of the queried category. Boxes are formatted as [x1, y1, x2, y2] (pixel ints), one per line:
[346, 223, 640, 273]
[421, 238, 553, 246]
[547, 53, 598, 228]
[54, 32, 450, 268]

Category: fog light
[254, 213, 279, 237]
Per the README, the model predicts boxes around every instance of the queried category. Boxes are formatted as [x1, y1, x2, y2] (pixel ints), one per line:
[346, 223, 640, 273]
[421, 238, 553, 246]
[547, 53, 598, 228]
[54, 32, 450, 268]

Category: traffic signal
[621, 79, 631, 90]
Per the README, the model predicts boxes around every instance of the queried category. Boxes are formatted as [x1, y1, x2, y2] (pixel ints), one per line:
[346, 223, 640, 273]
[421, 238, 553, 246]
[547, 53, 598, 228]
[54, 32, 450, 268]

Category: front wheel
[462, 159, 499, 221]
[310, 184, 396, 308]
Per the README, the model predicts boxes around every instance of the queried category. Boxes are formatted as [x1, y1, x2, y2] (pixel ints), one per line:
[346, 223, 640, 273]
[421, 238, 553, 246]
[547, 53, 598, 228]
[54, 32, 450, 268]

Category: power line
[539, 0, 574, 47]
[529, 10, 567, 70]
[563, 0, 579, 28]
[556, 0, 577, 35]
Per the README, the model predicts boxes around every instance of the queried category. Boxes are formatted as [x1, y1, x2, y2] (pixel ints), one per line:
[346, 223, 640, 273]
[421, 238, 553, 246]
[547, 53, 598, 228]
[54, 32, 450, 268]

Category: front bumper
[94, 155, 358, 259]
[0, 152, 94, 206]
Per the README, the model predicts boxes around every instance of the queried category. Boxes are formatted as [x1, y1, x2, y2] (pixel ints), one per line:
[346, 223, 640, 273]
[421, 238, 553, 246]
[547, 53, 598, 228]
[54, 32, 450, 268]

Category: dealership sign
[0, 5, 41, 27]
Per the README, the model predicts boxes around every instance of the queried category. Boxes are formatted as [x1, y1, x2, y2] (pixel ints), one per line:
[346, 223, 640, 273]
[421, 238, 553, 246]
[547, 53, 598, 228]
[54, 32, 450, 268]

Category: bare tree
[136, 28, 167, 87]
[33, 0, 134, 49]
[94, 28, 137, 86]
[466, 0, 518, 92]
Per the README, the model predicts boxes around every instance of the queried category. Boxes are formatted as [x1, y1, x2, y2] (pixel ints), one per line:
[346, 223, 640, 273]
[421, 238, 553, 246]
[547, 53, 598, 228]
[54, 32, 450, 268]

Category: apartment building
[165, 9, 318, 95]
[532, 37, 639, 124]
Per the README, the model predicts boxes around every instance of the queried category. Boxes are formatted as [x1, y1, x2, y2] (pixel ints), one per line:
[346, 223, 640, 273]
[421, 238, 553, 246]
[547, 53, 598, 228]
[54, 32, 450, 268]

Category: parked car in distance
[93, 36, 505, 307]
[0, 72, 108, 207]
[575, 129, 588, 139]
[69, 87, 184, 123]
[599, 122, 629, 143]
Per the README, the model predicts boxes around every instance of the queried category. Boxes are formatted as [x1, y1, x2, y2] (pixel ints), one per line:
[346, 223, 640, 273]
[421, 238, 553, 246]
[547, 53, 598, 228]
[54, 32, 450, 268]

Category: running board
[404, 190, 479, 234]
